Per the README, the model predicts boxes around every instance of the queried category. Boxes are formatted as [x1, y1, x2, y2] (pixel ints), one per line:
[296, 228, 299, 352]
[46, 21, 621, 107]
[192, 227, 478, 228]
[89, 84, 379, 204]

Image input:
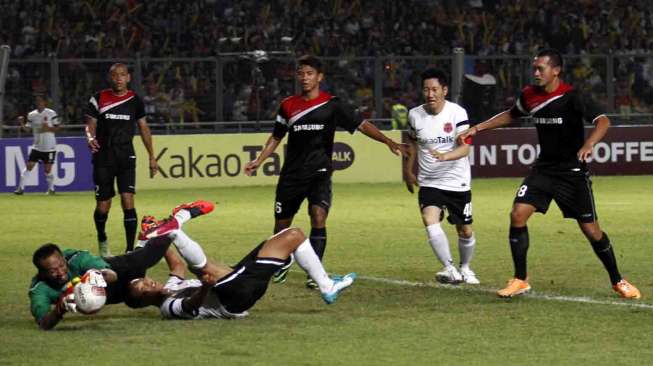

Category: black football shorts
[418, 186, 473, 225]
[93, 154, 136, 200]
[213, 241, 291, 313]
[513, 169, 597, 223]
[28, 149, 56, 164]
[274, 171, 332, 219]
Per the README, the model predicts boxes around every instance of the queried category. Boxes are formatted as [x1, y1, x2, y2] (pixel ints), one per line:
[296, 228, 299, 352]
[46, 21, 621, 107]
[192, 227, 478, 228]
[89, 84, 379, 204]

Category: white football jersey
[408, 101, 471, 192]
[159, 276, 248, 320]
[26, 108, 59, 152]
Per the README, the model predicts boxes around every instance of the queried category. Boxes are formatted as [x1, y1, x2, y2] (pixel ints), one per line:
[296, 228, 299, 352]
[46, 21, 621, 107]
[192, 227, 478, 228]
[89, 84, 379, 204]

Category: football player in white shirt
[403, 69, 479, 285]
[15, 95, 61, 195]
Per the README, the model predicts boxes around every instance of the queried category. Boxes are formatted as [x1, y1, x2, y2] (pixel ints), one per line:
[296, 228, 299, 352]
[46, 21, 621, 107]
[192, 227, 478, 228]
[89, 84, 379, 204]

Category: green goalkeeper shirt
[28, 249, 110, 322]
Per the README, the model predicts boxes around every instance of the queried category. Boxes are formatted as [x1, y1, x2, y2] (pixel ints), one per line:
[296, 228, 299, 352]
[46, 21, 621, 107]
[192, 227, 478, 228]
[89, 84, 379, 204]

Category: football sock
[509, 226, 529, 280]
[310, 227, 327, 260]
[171, 229, 207, 269]
[426, 223, 454, 268]
[590, 232, 622, 285]
[294, 238, 332, 293]
[18, 168, 29, 190]
[173, 209, 192, 226]
[458, 234, 476, 269]
[94, 210, 108, 243]
[45, 172, 55, 191]
[123, 208, 137, 252]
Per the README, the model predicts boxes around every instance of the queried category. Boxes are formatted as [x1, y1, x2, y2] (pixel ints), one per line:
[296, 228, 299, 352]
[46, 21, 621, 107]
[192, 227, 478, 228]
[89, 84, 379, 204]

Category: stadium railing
[4, 114, 653, 139]
[2, 53, 653, 137]
[0, 118, 397, 138]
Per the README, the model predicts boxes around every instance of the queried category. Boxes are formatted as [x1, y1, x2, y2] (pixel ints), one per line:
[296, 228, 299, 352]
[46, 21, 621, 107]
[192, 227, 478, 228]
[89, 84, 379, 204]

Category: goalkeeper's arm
[100, 269, 117, 284]
[38, 296, 72, 330]
[81, 268, 117, 285]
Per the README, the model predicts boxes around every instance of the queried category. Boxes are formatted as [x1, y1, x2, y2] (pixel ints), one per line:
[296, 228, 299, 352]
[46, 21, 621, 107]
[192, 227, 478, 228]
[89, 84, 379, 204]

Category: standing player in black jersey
[245, 55, 404, 288]
[459, 49, 641, 299]
[85, 63, 158, 256]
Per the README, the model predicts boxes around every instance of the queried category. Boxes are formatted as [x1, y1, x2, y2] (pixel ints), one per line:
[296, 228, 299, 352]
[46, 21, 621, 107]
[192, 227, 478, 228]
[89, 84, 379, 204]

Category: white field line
[358, 275, 653, 310]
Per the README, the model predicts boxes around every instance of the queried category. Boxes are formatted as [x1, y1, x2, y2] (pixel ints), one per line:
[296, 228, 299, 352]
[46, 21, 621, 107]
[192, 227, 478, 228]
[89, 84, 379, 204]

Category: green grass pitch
[1, 176, 652, 365]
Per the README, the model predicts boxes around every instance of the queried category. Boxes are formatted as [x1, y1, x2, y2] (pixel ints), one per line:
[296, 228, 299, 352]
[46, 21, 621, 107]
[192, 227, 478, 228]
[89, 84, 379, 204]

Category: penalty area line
[359, 275, 653, 310]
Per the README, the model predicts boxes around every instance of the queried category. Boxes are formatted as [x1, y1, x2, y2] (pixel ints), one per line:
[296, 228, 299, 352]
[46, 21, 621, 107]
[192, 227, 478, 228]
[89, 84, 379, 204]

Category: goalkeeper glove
[81, 269, 107, 288]
[57, 292, 77, 314]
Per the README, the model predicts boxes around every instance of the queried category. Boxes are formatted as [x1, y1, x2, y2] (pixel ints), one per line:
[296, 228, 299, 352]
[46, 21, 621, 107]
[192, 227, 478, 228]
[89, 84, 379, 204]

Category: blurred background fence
[3, 52, 653, 137]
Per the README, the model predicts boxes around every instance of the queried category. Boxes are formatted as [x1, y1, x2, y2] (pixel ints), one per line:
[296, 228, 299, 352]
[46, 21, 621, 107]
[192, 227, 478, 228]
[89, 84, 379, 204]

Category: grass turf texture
[1, 176, 652, 365]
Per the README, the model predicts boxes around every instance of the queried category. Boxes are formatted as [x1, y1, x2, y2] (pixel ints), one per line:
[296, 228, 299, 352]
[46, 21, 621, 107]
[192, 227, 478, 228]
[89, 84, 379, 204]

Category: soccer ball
[73, 282, 107, 314]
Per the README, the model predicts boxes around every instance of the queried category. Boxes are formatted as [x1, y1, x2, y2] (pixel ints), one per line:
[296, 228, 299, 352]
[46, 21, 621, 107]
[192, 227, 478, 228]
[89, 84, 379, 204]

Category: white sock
[46, 173, 55, 191]
[174, 209, 192, 226]
[458, 234, 476, 269]
[171, 229, 207, 269]
[294, 239, 333, 293]
[18, 168, 29, 190]
[426, 223, 454, 268]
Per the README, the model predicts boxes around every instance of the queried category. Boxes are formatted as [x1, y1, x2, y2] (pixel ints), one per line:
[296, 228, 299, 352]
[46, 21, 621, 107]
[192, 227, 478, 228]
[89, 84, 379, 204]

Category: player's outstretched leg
[172, 200, 215, 220]
[320, 272, 357, 304]
[170, 229, 208, 270]
[290, 232, 356, 304]
[144, 215, 180, 239]
[583, 228, 641, 299]
[262, 228, 356, 304]
[143, 200, 215, 240]
[136, 216, 208, 270]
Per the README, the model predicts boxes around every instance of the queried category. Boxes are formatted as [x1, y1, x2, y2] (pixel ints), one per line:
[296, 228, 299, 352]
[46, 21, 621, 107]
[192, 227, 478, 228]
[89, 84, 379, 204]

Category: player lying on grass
[127, 201, 356, 319]
[28, 205, 205, 330]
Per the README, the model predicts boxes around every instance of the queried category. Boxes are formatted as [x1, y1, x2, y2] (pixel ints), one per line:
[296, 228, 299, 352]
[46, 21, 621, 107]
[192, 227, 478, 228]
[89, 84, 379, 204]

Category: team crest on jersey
[443, 122, 453, 133]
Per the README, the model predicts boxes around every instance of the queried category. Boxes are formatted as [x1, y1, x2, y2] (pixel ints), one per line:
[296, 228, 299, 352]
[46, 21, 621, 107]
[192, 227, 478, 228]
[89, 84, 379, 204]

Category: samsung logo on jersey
[105, 113, 131, 121]
[533, 117, 563, 125]
[293, 124, 324, 132]
[418, 136, 454, 144]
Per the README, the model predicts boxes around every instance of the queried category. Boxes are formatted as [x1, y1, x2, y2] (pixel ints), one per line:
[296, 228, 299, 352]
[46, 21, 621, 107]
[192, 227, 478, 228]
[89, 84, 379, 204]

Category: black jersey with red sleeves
[509, 82, 605, 171]
[85, 89, 145, 150]
[273, 91, 361, 177]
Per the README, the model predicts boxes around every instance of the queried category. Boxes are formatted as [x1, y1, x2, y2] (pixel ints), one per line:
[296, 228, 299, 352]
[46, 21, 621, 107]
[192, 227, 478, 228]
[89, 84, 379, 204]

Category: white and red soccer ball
[73, 281, 107, 314]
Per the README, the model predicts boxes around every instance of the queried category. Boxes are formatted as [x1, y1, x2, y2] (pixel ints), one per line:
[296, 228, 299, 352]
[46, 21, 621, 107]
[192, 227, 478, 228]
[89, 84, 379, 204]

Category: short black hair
[536, 48, 564, 69]
[421, 68, 449, 88]
[32, 243, 62, 270]
[124, 294, 149, 309]
[297, 55, 323, 73]
[109, 62, 130, 74]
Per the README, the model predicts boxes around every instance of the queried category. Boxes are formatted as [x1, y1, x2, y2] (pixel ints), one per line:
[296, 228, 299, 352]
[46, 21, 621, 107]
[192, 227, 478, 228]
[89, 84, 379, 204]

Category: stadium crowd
[2, 0, 653, 126]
